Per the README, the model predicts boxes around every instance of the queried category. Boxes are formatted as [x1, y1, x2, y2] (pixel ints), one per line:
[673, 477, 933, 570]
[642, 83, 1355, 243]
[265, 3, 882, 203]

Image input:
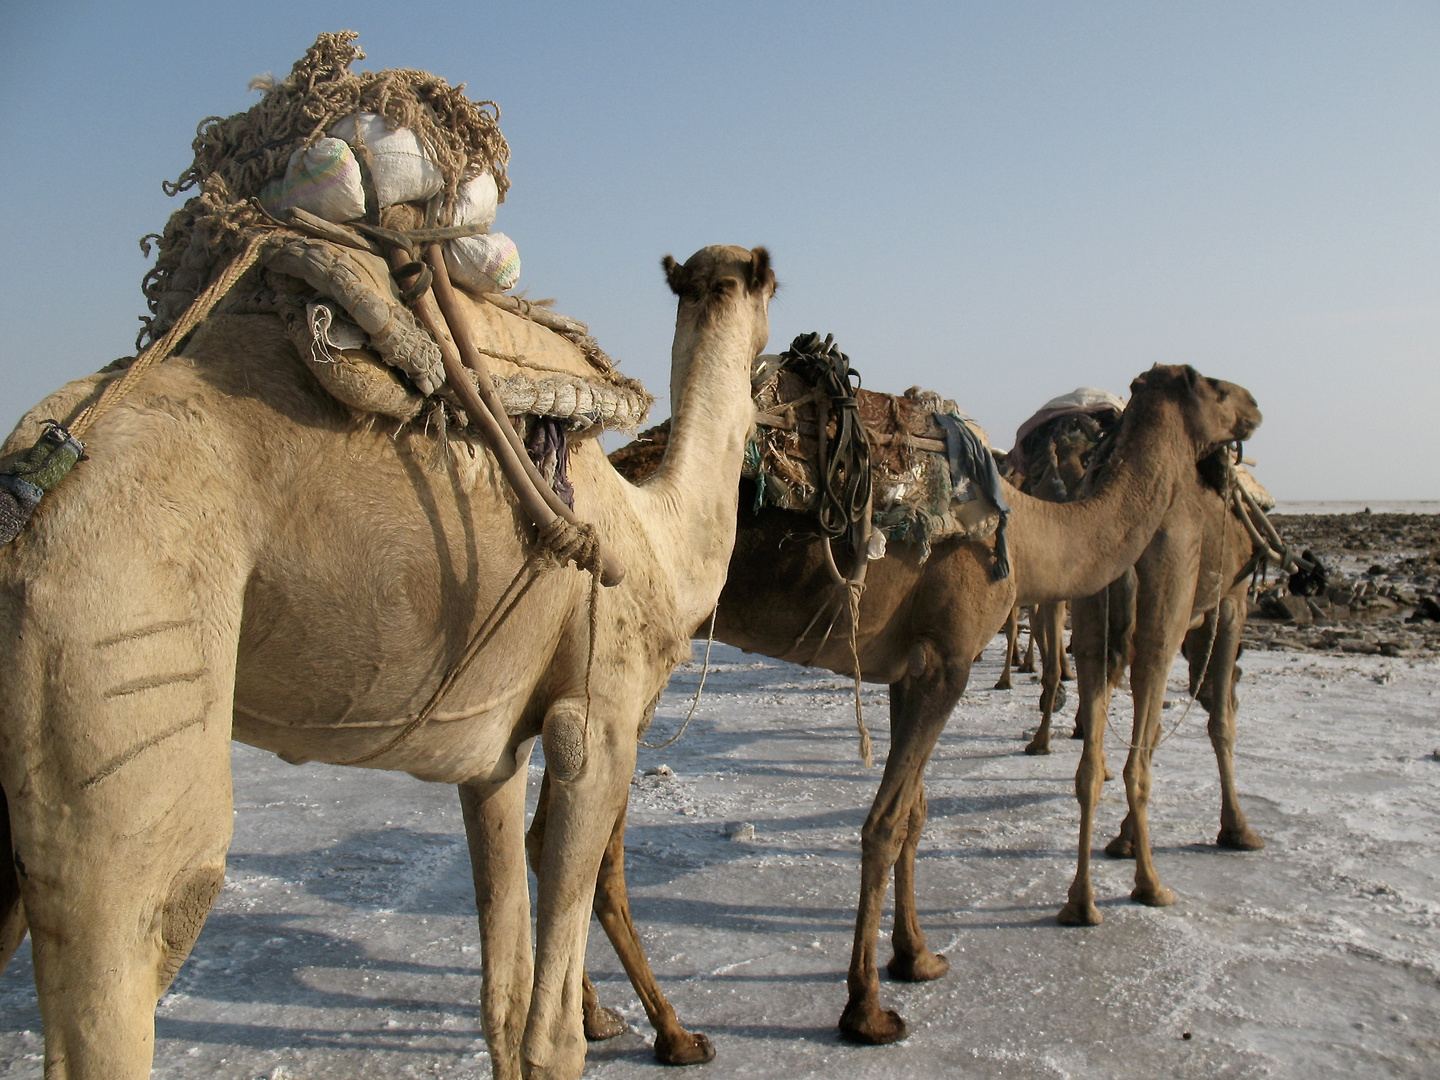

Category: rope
[779, 333, 870, 539]
[71, 230, 281, 439]
[338, 555, 546, 766]
[1102, 445, 1235, 753]
[640, 607, 718, 750]
[846, 578, 874, 767]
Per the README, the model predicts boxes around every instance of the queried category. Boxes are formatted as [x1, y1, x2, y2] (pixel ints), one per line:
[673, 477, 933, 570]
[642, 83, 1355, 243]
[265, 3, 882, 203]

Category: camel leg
[1193, 598, 1265, 851]
[1114, 553, 1198, 908]
[524, 774, 626, 1044]
[1059, 591, 1113, 926]
[9, 703, 234, 1079]
[590, 803, 715, 1064]
[839, 639, 966, 1045]
[886, 779, 949, 983]
[1059, 601, 1075, 681]
[993, 606, 1018, 690]
[1025, 601, 1066, 755]
[460, 768, 535, 1080]
[523, 701, 638, 1079]
[0, 783, 27, 973]
[1018, 609, 1037, 673]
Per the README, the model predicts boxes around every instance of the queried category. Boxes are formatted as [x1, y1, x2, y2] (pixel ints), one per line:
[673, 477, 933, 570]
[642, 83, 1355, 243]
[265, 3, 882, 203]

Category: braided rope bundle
[139, 31, 510, 351]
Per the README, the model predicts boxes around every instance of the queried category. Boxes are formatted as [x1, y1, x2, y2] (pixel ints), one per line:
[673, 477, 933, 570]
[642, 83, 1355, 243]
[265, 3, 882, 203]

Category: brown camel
[1020, 424, 1119, 754]
[1059, 450, 1266, 926]
[0, 245, 774, 1080]
[565, 364, 1260, 1049]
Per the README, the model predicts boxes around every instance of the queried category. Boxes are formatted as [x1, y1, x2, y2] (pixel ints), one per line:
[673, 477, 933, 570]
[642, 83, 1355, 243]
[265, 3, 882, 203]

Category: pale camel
[575, 364, 1260, 1048]
[1060, 450, 1265, 926]
[0, 245, 775, 1080]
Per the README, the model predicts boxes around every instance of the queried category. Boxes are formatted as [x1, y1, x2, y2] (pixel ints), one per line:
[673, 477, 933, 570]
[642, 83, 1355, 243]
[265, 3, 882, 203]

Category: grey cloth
[936, 412, 1011, 580]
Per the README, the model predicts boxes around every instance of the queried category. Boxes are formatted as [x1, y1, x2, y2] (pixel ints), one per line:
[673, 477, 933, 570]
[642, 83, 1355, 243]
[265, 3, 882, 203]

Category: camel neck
[639, 302, 759, 627]
[1006, 398, 1186, 605]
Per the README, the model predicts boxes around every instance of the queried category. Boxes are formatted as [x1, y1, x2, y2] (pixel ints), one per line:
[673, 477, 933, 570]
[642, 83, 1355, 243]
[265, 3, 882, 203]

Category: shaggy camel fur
[571, 364, 1260, 1049]
[0, 245, 774, 1080]
[1060, 451, 1265, 926]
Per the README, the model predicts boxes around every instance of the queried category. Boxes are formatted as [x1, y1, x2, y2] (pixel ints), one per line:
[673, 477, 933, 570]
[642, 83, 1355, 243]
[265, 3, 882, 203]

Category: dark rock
[1406, 597, 1440, 623]
[1289, 551, 1329, 597]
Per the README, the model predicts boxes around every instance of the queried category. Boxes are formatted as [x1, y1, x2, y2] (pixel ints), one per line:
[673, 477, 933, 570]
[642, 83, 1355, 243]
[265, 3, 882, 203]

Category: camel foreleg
[461, 765, 535, 1080]
[527, 773, 714, 1065]
[523, 700, 637, 1079]
[590, 802, 715, 1064]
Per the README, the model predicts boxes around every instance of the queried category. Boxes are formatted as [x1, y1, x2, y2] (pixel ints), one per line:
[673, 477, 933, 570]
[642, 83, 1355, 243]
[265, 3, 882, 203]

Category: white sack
[444, 232, 521, 294]
[260, 138, 366, 222]
[452, 170, 498, 230]
[330, 112, 444, 208]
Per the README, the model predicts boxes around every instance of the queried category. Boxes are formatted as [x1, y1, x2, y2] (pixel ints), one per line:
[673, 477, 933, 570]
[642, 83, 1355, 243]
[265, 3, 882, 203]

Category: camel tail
[0, 779, 26, 973]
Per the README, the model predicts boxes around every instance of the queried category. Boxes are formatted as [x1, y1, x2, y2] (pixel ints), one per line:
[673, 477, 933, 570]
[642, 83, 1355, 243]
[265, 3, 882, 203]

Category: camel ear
[747, 247, 774, 294]
[662, 254, 684, 295]
[1181, 365, 1201, 391]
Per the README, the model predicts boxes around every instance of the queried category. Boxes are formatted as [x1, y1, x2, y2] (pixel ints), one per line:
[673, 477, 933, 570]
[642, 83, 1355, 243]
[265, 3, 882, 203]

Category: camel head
[1129, 364, 1261, 459]
[663, 245, 776, 361]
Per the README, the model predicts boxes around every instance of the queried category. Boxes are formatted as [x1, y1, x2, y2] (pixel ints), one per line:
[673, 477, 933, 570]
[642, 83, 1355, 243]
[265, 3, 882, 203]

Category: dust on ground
[2, 636, 1438, 1079]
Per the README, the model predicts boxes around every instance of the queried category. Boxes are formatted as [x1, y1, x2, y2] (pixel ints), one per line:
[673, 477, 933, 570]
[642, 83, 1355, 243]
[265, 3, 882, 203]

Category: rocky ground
[1243, 513, 1440, 657]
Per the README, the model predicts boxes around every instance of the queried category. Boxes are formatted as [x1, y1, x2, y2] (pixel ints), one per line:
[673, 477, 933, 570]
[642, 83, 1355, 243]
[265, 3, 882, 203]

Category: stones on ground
[723, 822, 756, 841]
[1406, 596, 1440, 623]
[644, 763, 675, 776]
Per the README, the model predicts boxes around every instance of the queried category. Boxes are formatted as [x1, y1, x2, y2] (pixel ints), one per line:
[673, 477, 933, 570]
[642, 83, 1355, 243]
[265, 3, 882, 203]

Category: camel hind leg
[1025, 601, 1067, 755]
[0, 781, 26, 972]
[9, 670, 236, 1080]
[993, 605, 1018, 690]
[0, 536, 245, 1078]
[1186, 597, 1264, 851]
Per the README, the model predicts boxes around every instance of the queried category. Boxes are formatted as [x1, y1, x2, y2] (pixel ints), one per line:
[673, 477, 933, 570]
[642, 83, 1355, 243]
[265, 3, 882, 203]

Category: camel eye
[1206, 377, 1229, 400]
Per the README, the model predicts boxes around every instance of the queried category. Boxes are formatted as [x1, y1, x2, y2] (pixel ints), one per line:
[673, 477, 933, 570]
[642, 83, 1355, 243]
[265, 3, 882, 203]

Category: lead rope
[639, 606, 718, 750]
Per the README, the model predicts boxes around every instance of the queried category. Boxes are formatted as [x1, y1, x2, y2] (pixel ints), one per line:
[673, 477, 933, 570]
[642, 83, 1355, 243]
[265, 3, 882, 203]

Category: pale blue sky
[2, 2, 1436, 498]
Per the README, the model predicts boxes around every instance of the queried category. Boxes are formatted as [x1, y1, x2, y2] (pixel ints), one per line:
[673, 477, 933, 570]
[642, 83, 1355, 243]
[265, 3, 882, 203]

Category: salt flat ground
[3, 642, 1439, 1079]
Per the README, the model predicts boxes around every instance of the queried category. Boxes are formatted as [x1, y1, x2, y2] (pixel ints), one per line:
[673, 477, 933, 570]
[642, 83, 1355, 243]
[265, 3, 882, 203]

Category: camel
[1016, 418, 1121, 755]
[576, 363, 1260, 1048]
[1059, 448, 1266, 926]
[0, 244, 775, 1080]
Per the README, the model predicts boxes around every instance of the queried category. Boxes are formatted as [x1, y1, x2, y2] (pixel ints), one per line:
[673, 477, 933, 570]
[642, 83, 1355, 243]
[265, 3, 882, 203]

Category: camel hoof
[1103, 766, 1115, 782]
[583, 1003, 627, 1041]
[1217, 827, 1266, 851]
[1069, 725, 1084, 740]
[1104, 834, 1134, 859]
[654, 1029, 716, 1066]
[993, 678, 1012, 691]
[886, 949, 949, 983]
[1057, 901, 1102, 927]
[1023, 739, 1051, 756]
[1131, 883, 1177, 907]
[838, 1001, 908, 1045]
